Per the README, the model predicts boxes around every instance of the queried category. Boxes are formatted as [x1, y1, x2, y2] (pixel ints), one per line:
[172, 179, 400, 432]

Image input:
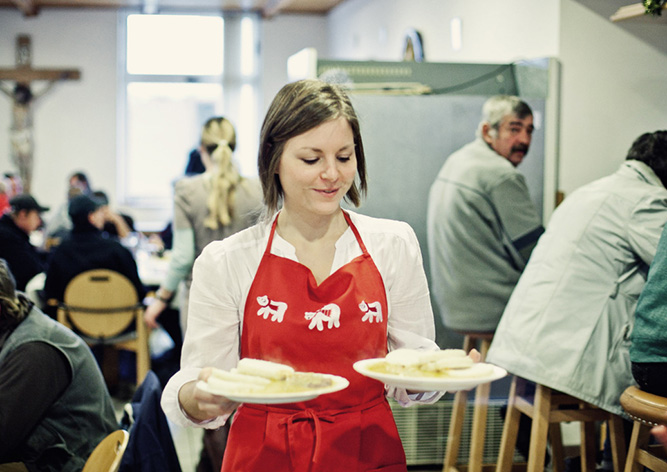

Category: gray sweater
[427, 138, 543, 332]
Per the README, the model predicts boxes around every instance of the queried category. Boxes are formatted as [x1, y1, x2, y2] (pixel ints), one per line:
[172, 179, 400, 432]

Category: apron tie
[279, 408, 335, 467]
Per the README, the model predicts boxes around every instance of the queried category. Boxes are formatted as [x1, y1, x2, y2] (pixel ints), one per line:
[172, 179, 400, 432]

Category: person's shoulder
[238, 177, 263, 198]
[444, 140, 515, 175]
[175, 173, 205, 187]
[236, 178, 264, 210]
[174, 174, 206, 197]
[0, 218, 18, 239]
[100, 234, 135, 255]
[201, 219, 268, 257]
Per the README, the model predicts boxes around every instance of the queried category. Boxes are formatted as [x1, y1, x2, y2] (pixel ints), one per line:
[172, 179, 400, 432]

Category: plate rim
[196, 373, 350, 403]
[352, 358, 507, 390]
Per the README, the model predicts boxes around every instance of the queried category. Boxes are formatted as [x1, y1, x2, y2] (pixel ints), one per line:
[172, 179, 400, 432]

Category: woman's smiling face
[277, 116, 357, 217]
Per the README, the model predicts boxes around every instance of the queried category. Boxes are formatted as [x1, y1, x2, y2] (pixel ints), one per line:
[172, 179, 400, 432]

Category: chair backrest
[60, 269, 141, 338]
[621, 386, 667, 425]
[620, 386, 667, 472]
[82, 430, 129, 472]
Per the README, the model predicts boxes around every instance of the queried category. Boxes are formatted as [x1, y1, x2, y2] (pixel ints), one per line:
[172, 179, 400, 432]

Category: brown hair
[258, 79, 367, 213]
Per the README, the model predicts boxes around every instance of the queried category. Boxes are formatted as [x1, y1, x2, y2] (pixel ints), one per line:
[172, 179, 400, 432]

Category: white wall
[0, 9, 329, 224]
[0, 9, 118, 218]
[326, 0, 667, 200]
[327, 0, 560, 63]
[558, 0, 667, 194]
[260, 14, 329, 117]
[326, 0, 561, 215]
[4, 1, 666, 224]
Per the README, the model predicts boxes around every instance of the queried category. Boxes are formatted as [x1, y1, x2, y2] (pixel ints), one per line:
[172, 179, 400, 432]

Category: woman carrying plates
[162, 79, 448, 471]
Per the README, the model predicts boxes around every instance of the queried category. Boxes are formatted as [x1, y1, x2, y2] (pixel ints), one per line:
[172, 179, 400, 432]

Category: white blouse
[162, 210, 441, 428]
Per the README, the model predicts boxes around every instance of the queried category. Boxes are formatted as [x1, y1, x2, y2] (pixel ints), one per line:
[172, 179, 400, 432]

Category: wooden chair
[0, 431, 129, 472]
[495, 376, 626, 472]
[0, 463, 28, 471]
[54, 269, 150, 385]
[82, 430, 129, 472]
[443, 332, 495, 472]
[620, 386, 667, 472]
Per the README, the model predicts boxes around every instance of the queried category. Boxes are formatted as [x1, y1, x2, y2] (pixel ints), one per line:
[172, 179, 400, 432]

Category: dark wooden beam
[11, 0, 39, 16]
[262, 0, 292, 18]
[0, 68, 81, 82]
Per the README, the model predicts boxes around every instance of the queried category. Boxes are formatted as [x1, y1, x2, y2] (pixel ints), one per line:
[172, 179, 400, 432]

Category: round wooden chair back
[61, 269, 139, 339]
[82, 430, 129, 472]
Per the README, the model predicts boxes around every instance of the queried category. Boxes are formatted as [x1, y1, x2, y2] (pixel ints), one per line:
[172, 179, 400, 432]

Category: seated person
[653, 425, 667, 450]
[630, 223, 667, 397]
[91, 190, 134, 240]
[0, 258, 118, 471]
[0, 181, 9, 215]
[0, 194, 49, 291]
[44, 194, 146, 309]
[488, 130, 667, 417]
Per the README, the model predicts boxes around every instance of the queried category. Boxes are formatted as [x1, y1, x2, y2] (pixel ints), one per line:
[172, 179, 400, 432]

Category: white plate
[196, 374, 350, 404]
[353, 358, 507, 391]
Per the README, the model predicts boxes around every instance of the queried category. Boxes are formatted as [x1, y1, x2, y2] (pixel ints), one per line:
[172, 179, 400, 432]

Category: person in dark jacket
[44, 194, 147, 394]
[44, 194, 146, 304]
[0, 194, 49, 291]
[0, 258, 118, 471]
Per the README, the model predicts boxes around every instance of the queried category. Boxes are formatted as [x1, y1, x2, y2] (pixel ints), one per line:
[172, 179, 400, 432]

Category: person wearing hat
[0, 258, 118, 471]
[44, 194, 146, 396]
[0, 194, 49, 291]
[44, 194, 145, 312]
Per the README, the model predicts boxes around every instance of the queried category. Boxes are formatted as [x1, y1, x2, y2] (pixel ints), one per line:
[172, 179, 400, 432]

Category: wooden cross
[0, 34, 81, 194]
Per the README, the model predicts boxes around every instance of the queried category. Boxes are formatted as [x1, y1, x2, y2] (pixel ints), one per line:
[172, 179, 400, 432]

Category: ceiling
[0, 0, 347, 18]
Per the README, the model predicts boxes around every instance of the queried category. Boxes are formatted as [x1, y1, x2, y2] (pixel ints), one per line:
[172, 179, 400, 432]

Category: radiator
[389, 396, 524, 466]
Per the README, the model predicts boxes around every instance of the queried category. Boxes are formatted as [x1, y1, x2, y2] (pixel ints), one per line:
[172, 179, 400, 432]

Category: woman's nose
[321, 160, 339, 181]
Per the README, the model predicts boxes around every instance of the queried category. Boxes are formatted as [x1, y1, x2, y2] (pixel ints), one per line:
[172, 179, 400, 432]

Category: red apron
[221, 211, 406, 472]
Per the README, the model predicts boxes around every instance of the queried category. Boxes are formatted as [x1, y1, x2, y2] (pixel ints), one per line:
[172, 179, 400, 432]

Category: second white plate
[353, 359, 507, 391]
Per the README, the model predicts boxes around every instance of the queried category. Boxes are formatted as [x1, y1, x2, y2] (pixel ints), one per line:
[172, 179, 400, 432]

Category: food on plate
[285, 372, 335, 390]
[202, 358, 335, 395]
[207, 369, 271, 393]
[235, 358, 295, 380]
[370, 348, 494, 378]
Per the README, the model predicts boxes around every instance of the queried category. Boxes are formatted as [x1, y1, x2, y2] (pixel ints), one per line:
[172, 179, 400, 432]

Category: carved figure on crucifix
[0, 80, 55, 195]
[0, 35, 80, 193]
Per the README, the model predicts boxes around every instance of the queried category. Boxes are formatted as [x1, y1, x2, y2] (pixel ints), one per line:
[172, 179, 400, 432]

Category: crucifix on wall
[0, 34, 81, 194]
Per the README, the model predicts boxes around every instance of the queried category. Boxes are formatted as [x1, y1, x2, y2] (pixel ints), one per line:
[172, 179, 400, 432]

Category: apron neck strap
[265, 210, 369, 256]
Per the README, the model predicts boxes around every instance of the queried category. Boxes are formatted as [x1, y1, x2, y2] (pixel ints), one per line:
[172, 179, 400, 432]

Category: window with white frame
[118, 11, 260, 228]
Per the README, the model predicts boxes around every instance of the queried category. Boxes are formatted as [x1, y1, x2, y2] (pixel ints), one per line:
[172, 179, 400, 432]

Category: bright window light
[240, 16, 255, 77]
[237, 83, 258, 176]
[120, 12, 260, 219]
[127, 14, 224, 75]
[451, 17, 462, 52]
[125, 82, 223, 201]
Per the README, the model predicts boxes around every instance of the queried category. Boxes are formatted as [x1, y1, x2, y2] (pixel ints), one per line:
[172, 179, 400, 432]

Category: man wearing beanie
[0, 258, 118, 470]
[44, 194, 145, 311]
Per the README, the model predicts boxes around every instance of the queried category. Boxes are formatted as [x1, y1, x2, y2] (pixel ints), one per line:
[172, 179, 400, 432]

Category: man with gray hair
[427, 95, 544, 334]
[0, 258, 117, 470]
